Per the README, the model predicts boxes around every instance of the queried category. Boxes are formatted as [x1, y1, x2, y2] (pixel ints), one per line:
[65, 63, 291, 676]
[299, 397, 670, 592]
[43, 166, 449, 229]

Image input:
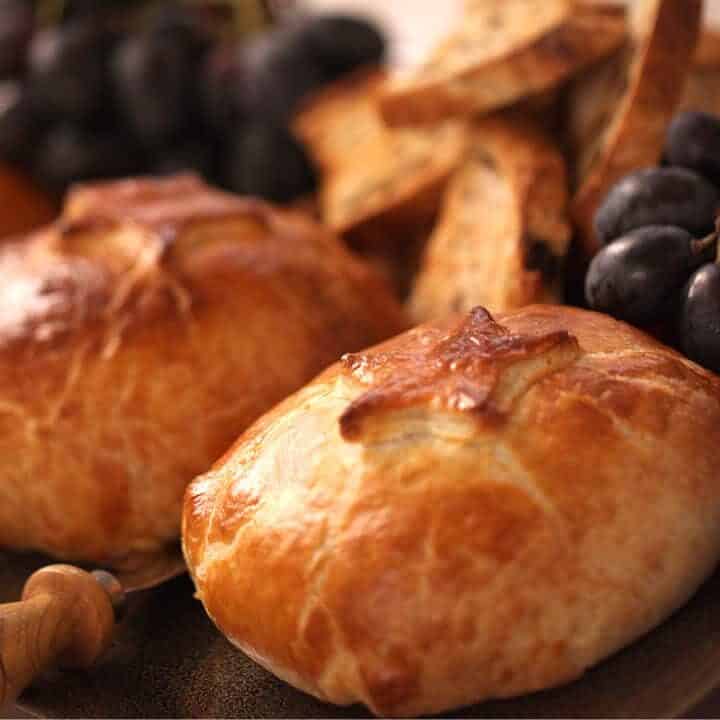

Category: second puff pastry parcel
[184, 304, 720, 717]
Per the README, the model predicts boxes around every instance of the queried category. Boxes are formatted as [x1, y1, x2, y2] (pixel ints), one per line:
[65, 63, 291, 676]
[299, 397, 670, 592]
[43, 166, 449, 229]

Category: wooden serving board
[2, 550, 720, 718]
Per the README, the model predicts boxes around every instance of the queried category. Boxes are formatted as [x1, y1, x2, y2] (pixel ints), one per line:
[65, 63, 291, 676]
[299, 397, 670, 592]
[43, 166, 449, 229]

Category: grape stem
[691, 231, 719, 261]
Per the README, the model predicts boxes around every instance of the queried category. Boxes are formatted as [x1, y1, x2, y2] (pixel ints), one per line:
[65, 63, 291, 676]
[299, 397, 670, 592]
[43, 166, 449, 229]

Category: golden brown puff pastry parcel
[0, 174, 406, 568]
[184, 304, 720, 717]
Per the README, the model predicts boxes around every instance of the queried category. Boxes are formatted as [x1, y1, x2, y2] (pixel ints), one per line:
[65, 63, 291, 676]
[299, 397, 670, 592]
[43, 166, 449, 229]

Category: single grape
[216, 18, 379, 127]
[229, 29, 328, 123]
[0, 82, 45, 164]
[297, 14, 385, 79]
[112, 11, 210, 146]
[680, 263, 720, 373]
[221, 123, 317, 203]
[34, 124, 142, 193]
[28, 19, 117, 123]
[202, 43, 243, 131]
[0, 0, 34, 80]
[665, 111, 720, 187]
[594, 167, 719, 245]
[150, 3, 216, 51]
[585, 225, 712, 324]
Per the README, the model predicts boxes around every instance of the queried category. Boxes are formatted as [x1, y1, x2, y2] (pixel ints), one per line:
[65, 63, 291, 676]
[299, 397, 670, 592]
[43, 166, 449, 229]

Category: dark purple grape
[0, 0, 34, 80]
[111, 11, 210, 146]
[594, 167, 719, 245]
[28, 20, 117, 123]
[298, 14, 385, 79]
[61, 0, 106, 20]
[229, 30, 328, 124]
[204, 16, 379, 129]
[680, 263, 720, 373]
[585, 225, 712, 324]
[151, 3, 214, 45]
[202, 43, 243, 130]
[34, 124, 141, 193]
[61, 0, 145, 22]
[221, 123, 317, 203]
[0, 82, 46, 164]
[665, 111, 720, 187]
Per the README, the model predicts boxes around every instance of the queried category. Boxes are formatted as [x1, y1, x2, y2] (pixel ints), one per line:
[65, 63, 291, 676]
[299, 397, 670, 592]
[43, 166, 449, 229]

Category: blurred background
[1, 0, 719, 239]
[0, 0, 392, 234]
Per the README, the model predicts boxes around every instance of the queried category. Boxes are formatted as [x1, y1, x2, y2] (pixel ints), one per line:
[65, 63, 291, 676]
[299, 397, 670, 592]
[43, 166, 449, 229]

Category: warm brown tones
[0, 174, 406, 568]
[378, 1, 626, 127]
[680, 29, 720, 115]
[0, 165, 56, 240]
[184, 304, 720, 717]
[0, 565, 116, 706]
[409, 114, 570, 322]
[293, 69, 467, 247]
[569, 0, 702, 255]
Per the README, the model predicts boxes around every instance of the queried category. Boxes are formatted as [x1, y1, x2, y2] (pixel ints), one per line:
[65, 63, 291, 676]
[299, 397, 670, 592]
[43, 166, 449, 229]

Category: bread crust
[680, 30, 720, 115]
[409, 114, 570, 322]
[293, 69, 388, 175]
[378, 2, 625, 127]
[693, 28, 720, 68]
[0, 174, 406, 567]
[570, 0, 702, 256]
[183, 304, 720, 717]
[293, 70, 467, 247]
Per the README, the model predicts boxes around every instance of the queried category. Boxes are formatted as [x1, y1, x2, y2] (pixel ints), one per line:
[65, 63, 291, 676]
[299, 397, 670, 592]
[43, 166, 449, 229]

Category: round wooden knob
[1, 564, 116, 705]
[22, 565, 116, 667]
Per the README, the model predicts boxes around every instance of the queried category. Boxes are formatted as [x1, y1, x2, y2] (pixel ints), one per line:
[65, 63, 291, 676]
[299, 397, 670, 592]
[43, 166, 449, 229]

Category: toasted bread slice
[509, 88, 565, 139]
[694, 28, 720, 67]
[378, 0, 625, 127]
[569, 0, 702, 256]
[293, 69, 387, 174]
[409, 114, 570, 323]
[680, 29, 720, 115]
[293, 69, 467, 246]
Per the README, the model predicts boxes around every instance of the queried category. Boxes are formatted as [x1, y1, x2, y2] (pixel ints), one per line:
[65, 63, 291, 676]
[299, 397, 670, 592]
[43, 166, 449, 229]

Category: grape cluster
[0, 0, 385, 203]
[586, 111, 720, 373]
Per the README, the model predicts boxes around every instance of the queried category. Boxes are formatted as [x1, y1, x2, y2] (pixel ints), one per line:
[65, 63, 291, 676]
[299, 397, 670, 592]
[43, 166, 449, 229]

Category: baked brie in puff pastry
[184, 304, 720, 717]
[0, 174, 405, 568]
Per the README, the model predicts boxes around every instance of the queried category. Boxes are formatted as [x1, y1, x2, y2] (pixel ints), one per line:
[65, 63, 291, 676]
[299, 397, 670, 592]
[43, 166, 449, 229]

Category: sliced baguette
[409, 114, 570, 323]
[378, 0, 625, 127]
[680, 29, 720, 115]
[293, 68, 388, 175]
[293, 69, 467, 246]
[569, 0, 702, 256]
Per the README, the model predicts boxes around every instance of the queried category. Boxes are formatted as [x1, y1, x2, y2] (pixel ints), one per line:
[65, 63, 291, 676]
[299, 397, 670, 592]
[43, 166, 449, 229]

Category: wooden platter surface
[3, 550, 720, 718]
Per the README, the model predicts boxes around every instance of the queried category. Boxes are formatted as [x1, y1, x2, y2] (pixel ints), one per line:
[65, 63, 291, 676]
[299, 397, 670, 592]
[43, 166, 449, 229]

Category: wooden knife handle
[0, 565, 115, 706]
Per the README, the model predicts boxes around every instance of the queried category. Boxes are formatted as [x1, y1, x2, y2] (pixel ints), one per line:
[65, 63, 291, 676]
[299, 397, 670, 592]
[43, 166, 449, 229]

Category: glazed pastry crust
[184, 304, 720, 717]
[0, 174, 406, 567]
